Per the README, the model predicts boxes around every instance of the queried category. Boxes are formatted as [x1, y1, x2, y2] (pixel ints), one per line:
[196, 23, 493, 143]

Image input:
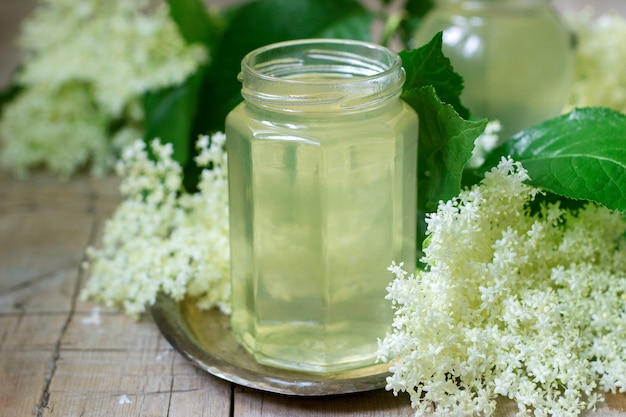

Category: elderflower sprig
[566, 10, 626, 113]
[18, 0, 207, 117]
[377, 157, 626, 417]
[0, 0, 207, 178]
[0, 82, 110, 178]
[81, 133, 230, 317]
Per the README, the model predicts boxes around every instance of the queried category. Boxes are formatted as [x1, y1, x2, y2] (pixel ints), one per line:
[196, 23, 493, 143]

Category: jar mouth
[239, 39, 405, 113]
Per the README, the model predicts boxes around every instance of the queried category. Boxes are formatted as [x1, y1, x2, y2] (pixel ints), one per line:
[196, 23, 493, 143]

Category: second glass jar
[413, 0, 574, 139]
[226, 39, 418, 374]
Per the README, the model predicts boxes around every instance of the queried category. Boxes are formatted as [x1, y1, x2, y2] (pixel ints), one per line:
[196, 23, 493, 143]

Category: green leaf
[485, 107, 626, 212]
[198, 0, 374, 133]
[403, 86, 487, 213]
[400, 32, 469, 120]
[0, 65, 23, 114]
[167, 0, 216, 47]
[400, 31, 486, 215]
[399, 32, 487, 257]
[0, 81, 22, 115]
[142, 67, 206, 168]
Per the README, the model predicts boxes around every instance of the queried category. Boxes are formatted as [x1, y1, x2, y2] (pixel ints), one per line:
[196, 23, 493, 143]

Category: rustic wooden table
[2, 1, 626, 416]
[2, 172, 626, 417]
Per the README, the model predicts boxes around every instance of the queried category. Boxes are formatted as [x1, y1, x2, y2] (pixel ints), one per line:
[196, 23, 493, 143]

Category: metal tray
[151, 294, 390, 396]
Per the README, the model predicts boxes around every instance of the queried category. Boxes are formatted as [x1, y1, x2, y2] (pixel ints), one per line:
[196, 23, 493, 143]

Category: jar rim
[241, 38, 402, 85]
[238, 38, 405, 113]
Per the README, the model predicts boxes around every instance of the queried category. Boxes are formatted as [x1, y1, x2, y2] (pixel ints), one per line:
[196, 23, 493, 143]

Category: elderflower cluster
[0, 82, 110, 178]
[567, 11, 626, 113]
[18, 0, 207, 116]
[377, 157, 626, 417]
[81, 133, 230, 317]
[0, 0, 207, 178]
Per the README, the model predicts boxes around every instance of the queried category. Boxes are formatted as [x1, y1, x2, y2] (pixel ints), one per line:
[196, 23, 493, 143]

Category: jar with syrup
[226, 39, 418, 373]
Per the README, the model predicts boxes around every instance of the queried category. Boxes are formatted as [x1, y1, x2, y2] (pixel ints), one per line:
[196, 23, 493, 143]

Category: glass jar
[413, 0, 574, 139]
[225, 39, 418, 374]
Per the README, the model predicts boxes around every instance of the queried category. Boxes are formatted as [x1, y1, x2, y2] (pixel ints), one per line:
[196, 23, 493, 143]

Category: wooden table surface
[2, 172, 626, 417]
[2, 1, 626, 416]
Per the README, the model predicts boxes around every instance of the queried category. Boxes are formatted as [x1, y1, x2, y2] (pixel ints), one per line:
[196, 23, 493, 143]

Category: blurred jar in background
[413, 0, 574, 139]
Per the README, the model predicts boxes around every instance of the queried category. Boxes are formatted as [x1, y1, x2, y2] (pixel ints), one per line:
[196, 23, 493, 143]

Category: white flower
[81, 134, 230, 316]
[18, 0, 208, 117]
[0, 82, 110, 178]
[0, 0, 209, 178]
[377, 157, 626, 417]
[566, 11, 626, 113]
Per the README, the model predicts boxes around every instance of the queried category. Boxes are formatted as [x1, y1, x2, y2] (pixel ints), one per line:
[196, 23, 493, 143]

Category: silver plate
[151, 294, 390, 396]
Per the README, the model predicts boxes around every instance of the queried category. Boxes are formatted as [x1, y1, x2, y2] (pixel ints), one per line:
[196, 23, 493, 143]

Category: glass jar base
[235, 324, 384, 374]
[252, 352, 380, 375]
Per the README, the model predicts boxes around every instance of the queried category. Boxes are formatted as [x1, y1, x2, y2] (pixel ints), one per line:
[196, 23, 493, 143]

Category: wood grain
[0, 172, 236, 417]
[233, 387, 415, 416]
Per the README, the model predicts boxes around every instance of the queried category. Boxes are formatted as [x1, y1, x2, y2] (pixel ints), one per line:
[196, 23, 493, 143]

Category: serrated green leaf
[486, 107, 626, 212]
[403, 86, 487, 212]
[400, 32, 486, 209]
[399, 32, 486, 256]
[400, 32, 469, 120]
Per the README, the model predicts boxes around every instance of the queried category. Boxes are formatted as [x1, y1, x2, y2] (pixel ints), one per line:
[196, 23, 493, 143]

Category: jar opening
[239, 39, 405, 113]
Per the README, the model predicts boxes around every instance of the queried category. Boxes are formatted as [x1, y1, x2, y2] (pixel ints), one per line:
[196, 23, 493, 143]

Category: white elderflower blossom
[0, 0, 208, 178]
[378, 157, 626, 417]
[18, 0, 208, 117]
[81, 134, 230, 316]
[0, 82, 110, 178]
[566, 11, 626, 113]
